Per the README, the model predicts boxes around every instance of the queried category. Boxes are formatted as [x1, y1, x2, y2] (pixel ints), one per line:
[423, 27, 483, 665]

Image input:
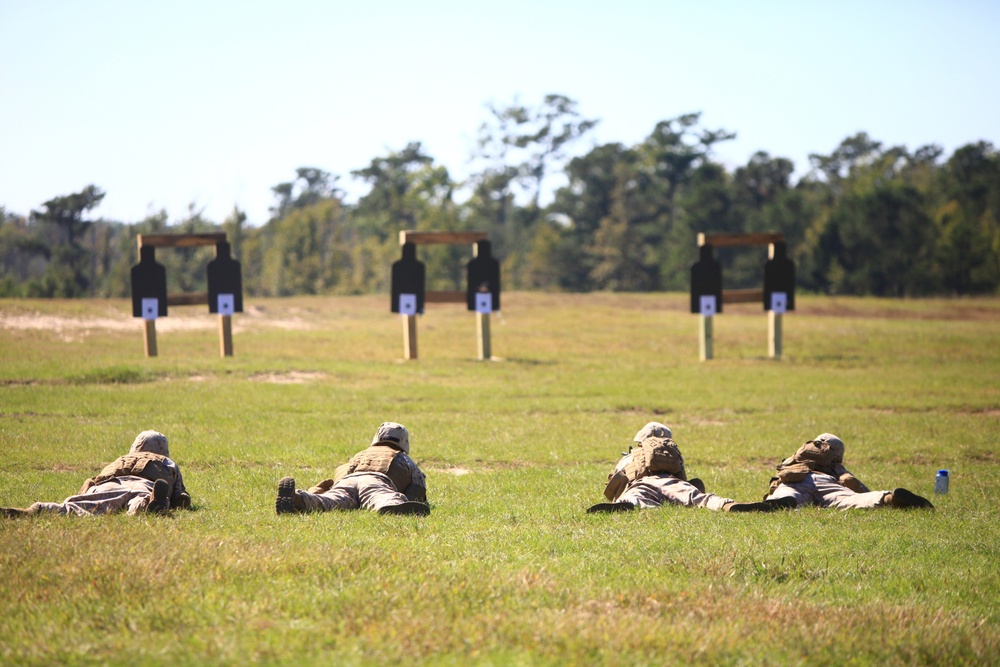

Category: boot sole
[728, 501, 774, 513]
[889, 487, 934, 509]
[377, 502, 430, 516]
[148, 479, 170, 513]
[276, 477, 298, 515]
[1, 507, 32, 518]
[765, 496, 798, 511]
[586, 502, 635, 514]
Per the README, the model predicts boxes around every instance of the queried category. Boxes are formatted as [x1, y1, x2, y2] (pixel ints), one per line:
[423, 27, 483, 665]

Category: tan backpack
[626, 436, 687, 481]
[604, 436, 687, 501]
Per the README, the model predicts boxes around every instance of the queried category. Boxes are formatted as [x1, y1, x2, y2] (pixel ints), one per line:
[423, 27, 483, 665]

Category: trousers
[618, 473, 733, 511]
[766, 472, 887, 509]
[297, 472, 408, 512]
[29, 476, 156, 516]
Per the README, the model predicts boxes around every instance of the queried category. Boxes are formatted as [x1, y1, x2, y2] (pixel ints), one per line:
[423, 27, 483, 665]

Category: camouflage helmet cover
[129, 430, 170, 457]
[633, 421, 672, 442]
[371, 422, 410, 454]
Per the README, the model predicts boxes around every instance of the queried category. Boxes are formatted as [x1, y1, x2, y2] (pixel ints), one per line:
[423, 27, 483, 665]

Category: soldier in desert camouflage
[763, 432, 933, 509]
[587, 422, 796, 514]
[1, 430, 191, 517]
[276, 421, 429, 516]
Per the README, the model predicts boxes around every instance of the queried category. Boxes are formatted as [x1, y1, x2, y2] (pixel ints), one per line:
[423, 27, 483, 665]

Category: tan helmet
[633, 421, 672, 442]
[813, 433, 844, 449]
[129, 430, 169, 457]
[371, 422, 410, 454]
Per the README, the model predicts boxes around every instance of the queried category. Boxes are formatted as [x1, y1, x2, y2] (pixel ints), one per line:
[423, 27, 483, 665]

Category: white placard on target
[398, 293, 417, 316]
[770, 292, 787, 314]
[475, 292, 493, 314]
[141, 298, 159, 321]
[699, 295, 717, 317]
[217, 293, 234, 315]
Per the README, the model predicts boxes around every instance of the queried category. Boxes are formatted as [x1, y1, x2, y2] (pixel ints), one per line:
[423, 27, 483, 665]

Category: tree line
[2, 95, 998, 299]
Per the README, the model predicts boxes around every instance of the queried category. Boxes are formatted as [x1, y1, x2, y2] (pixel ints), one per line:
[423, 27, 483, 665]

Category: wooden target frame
[694, 232, 790, 360]
[134, 233, 240, 358]
[396, 230, 497, 361]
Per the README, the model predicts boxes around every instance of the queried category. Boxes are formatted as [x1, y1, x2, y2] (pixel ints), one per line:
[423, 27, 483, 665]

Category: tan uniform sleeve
[838, 470, 870, 493]
[169, 463, 192, 509]
[390, 454, 427, 503]
[603, 454, 632, 502]
[88, 456, 129, 488]
[333, 462, 351, 484]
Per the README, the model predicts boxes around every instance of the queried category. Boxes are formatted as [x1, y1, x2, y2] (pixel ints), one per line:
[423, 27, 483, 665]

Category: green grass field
[1, 293, 998, 666]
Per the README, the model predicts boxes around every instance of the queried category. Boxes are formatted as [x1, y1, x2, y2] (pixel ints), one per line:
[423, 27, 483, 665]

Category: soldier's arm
[764, 476, 781, 501]
[87, 457, 126, 489]
[828, 462, 869, 493]
[333, 463, 351, 484]
[170, 465, 192, 510]
[78, 478, 96, 495]
[603, 453, 632, 502]
[403, 481, 427, 503]
[403, 458, 428, 503]
[838, 470, 870, 493]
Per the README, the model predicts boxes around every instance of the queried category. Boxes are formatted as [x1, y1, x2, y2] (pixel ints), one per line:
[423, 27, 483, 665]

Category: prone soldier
[276, 422, 429, 516]
[587, 422, 796, 513]
[763, 433, 934, 509]
[1, 430, 191, 517]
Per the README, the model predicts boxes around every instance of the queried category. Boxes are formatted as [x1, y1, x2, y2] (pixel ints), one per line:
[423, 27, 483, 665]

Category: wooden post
[396, 231, 497, 362]
[699, 315, 713, 361]
[143, 320, 158, 357]
[768, 310, 782, 358]
[219, 315, 233, 357]
[477, 312, 492, 360]
[403, 315, 418, 360]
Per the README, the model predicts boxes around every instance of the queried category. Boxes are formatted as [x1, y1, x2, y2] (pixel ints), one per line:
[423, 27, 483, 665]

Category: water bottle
[934, 469, 949, 495]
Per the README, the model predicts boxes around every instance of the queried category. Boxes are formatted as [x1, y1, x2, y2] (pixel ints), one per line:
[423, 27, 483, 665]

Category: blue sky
[1, 0, 997, 226]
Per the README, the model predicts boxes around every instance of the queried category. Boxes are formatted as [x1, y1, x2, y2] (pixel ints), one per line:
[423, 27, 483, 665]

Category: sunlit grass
[1, 293, 998, 665]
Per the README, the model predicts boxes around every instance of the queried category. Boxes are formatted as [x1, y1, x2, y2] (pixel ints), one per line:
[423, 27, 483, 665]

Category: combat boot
[1, 507, 34, 518]
[586, 501, 636, 514]
[687, 478, 706, 494]
[275, 476, 303, 515]
[378, 501, 430, 516]
[174, 492, 192, 510]
[725, 497, 797, 512]
[147, 479, 170, 514]
[884, 488, 934, 509]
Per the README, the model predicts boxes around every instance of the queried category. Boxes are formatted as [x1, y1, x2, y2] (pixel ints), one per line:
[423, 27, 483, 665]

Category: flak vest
[86, 452, 180, 497]
[323, 445, 424, 501]
[345, 445, 399, 475]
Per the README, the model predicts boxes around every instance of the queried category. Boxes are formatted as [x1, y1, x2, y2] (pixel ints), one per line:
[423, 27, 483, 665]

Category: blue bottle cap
[937, 469, 948, 476]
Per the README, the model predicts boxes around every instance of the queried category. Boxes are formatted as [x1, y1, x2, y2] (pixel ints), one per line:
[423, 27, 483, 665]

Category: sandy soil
[248, 371, 328, 384]
[0, 304, 316, 342]
[1, 295, 996, 340]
